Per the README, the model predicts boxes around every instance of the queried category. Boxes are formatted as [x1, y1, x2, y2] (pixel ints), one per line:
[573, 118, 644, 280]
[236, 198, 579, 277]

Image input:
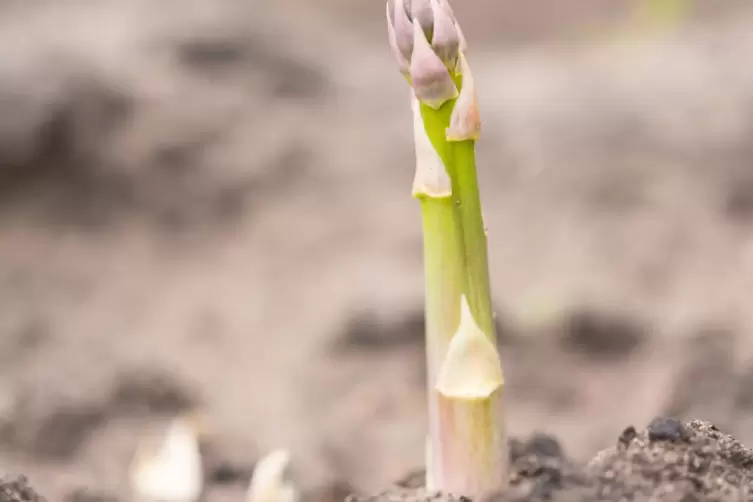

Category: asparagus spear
[386, 0, 508, 497]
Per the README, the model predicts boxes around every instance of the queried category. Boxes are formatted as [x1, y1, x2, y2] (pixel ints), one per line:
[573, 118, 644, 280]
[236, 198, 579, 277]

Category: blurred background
[3, 0, 753, 500]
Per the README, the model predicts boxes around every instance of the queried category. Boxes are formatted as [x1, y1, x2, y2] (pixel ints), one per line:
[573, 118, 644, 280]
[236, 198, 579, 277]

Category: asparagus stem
[417, 63, 493, 337]
[443, 94, 508, 495]
[434, 296, 506, 496]
[413, 87, 465, 490]
[418, 93, 507, 497]
[450, 140, 495, 336]
[420, 197, 463, 387]
[435, 387, 505, 495]
[387, 0, 507, 497]
[420, 196, 463, 492]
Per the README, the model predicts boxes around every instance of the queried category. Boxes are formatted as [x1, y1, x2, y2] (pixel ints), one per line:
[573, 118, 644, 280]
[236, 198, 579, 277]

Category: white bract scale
[247, 450, 297, 502]
[130, 416, 204, 502]
[435, 295, 503, 400]
[411, 93, 452, 198]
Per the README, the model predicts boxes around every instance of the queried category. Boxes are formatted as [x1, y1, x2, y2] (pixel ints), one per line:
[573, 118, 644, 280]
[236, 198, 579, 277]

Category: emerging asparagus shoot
[386, 0, 508, 497]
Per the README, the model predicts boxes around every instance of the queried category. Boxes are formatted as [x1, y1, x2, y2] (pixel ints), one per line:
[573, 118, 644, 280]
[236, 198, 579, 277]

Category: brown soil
[0, 476, 45, 502]
[352, 419, 753, 502]
[4, 1, 753, 502]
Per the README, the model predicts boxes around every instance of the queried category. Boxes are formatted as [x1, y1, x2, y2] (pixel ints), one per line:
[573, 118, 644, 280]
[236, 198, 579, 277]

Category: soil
[353, 419, 753, 502]
[0, 476, 45, 502]
[4, 1, 753, 502]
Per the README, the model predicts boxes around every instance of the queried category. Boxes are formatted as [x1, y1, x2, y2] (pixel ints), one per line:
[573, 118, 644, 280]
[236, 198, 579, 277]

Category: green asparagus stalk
[386, 0, 508, 497]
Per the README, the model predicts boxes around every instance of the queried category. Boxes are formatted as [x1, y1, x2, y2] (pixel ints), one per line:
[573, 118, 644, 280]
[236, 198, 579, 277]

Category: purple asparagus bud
[386, 0, 464, 108]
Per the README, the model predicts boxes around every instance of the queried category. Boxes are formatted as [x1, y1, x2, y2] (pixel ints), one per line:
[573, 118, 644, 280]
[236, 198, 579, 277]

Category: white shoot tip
[130, 415, 204, 502]
[247, 449, 298, 502]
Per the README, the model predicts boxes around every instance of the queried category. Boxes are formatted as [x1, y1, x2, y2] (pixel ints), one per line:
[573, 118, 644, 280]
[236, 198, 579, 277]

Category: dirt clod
[587, 420, 753, 501]
[525, 434, 565, 459]
[27, 406, 106, 460]
[617, 426, 638, 448]
[561, 310, 646, 358]
[204, 459, 254, 486]
[110, 371, 198, 416]
[331, 311, 424, 354]
[0, 476, 45, 502]
[499, 434, 590, 502]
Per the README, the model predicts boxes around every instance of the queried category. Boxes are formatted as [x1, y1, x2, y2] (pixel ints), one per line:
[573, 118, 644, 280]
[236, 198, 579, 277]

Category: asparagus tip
[410, 22, 458, 109]
[247, 450, 298, 502]
[130, 415, 204, 502]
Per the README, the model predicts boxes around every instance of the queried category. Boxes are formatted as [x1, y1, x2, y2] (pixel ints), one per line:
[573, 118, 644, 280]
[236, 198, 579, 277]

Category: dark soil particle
[646, 417, 690, 442]
[352, 419, 753, 502]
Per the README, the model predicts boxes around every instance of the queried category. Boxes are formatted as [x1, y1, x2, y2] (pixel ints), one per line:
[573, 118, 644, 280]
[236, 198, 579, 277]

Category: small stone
[647, 417, 689, 442]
